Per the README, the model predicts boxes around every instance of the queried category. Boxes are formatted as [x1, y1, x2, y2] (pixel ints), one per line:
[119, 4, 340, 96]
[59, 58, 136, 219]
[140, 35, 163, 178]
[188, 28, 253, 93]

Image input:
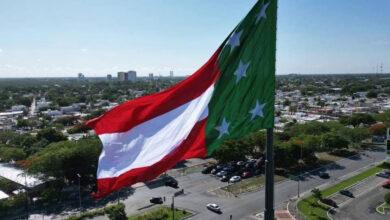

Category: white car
[206, 203, 221, 213]
[229, 176, 241, 183]
[216, 171, 227, 177]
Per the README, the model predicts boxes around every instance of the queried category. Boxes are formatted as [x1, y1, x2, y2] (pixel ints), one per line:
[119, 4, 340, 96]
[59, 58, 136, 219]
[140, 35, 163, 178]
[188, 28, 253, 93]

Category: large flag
[87, 0, 277, 198]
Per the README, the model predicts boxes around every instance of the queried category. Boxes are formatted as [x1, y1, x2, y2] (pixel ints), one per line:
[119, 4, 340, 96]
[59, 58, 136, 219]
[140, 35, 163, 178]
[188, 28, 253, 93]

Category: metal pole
[264, 128, 274, 220]
[25, 174, 29, 220]
[76, 174, 82, 211]
[172, 196, 175, 220]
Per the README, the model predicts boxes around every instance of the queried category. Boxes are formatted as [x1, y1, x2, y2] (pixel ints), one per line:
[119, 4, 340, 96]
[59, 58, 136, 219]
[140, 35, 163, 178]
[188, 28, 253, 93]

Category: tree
[26, 138, 101, 185]
[0, 146, 27, 162]
[311, 188, 322, 200]
[366, 90, 378, 98]
[320, 133, 349, 151]
[212, 139, 250, 163]
[36, 128, 67, 143]
[340, 113, 376, 127]
[368, 123, 386, 136]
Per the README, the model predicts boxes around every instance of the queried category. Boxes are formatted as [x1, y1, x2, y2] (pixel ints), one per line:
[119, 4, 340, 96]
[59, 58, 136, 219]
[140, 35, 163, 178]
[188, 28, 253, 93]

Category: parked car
[165, 179, 178, 188]
[210, 168, 218, 175]
[321, 198, 338, 208]
[229, 176, 241, 183]
[237, 161, 245, 166]
[150, 197, 163, 204]
[220, 175, 230, 182]
[206, 203, 221, 213]
[376, 172, 390, 179]
[202, 165, 215, 174]
[222, 165, 235, 172]
[318, 172, 330, 179]
[241, 171, 252, 179]
[339, 189, 353, 197]
[382, 180, 390, 188]
[216, 171, 228, 177]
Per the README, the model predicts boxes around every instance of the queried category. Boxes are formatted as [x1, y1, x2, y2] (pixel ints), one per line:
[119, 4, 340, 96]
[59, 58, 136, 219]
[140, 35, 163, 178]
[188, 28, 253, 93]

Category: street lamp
[24, 173, 29, 220]
[76, 173, 82, 211]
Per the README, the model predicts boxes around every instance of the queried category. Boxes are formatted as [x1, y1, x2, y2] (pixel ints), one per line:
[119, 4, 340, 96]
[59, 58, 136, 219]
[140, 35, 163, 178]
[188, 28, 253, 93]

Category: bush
[105, 203, 127, 220]
[385, 192, 390, 204]
[65, 203, 127, 220]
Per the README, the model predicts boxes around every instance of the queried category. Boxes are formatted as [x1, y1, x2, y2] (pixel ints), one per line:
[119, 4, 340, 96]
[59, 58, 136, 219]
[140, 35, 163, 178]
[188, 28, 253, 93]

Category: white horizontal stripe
[97, 85, 214, 178]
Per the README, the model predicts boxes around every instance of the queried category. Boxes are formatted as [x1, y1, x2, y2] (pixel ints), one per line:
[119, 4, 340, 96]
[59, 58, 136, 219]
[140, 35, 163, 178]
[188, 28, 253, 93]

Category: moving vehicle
[339, 189, 353, 197]
[229, 176, 241, 183]
[150, 197, 163, 204]
[206, 203, 221, 213]
[165, 179, 178, 188]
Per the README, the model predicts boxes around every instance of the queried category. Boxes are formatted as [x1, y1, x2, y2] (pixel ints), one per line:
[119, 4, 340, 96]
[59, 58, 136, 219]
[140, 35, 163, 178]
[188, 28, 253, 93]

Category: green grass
[376, 202, 390, 215]
[128, 206, 192, 220]
[221, 175, 285, 195]
[298, 163, 389, 220]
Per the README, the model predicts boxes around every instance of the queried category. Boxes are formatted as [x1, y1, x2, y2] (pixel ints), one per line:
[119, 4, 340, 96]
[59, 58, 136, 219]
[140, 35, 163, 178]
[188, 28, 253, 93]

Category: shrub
[311, 188, 322, 200]
[105, 203, 127, 220]
[385, 192, 390, 204]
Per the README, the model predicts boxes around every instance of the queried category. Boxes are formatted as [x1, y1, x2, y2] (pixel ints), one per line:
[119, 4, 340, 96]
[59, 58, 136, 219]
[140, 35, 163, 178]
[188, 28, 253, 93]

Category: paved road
[333, 186, 390, 220]
[106, 148, 387, 220]
[27, 148, 386, 220]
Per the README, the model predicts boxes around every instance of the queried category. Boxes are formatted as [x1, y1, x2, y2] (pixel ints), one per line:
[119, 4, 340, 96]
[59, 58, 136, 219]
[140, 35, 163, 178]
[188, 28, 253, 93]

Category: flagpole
[264, 127, 274, 220]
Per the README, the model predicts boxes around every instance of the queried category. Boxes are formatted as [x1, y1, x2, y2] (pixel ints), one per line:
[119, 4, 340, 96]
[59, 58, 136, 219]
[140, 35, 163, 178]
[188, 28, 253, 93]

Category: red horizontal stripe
[86, 48, 221, 135]
[92, 118, 207, 198]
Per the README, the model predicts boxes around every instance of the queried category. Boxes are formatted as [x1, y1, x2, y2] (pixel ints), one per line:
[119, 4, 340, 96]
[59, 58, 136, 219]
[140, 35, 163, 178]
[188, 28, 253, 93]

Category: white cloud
[80, 48, 88, 53]
[0, 48, 2, 53]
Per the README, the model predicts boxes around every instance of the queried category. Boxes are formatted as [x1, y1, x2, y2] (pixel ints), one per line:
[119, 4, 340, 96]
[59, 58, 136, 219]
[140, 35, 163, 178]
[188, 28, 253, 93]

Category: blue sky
[0, 0, 389, 77]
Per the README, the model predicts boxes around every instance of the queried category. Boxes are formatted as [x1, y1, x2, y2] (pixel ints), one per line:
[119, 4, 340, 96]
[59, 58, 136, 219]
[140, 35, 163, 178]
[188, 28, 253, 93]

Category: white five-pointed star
[216, 118, 230, 138]
[234, 60, 250, 83]
[226, 30, 243, 53]
[249, 101, 266, 120]
[256, 1, 270, 24]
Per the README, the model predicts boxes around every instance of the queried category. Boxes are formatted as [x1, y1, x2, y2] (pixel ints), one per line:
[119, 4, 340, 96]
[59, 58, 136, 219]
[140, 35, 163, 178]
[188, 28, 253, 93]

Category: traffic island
[127, 206, 193, 220]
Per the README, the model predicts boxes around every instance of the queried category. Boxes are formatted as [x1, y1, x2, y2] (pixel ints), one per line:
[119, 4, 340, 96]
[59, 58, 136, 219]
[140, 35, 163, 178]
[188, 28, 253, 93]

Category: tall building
[128, 71, 137, 82]
[107, 74, 112, 80]
[117, 70, 137, 82]
[149, 73, 154, 79]
[169, 70, 174, 78]
[118, 72, 126, 81]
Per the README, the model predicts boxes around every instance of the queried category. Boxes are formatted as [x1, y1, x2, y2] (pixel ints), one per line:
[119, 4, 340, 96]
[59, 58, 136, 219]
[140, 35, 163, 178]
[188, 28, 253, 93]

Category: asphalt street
[103, 148, 386, 220]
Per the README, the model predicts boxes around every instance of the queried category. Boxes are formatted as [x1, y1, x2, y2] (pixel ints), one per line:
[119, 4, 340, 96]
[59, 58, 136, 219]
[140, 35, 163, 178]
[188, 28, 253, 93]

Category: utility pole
[24, 173, 29, 220]
[171, 196, 175, 220]
[264, 128, 274, 220]
[76, 173, 82, 211]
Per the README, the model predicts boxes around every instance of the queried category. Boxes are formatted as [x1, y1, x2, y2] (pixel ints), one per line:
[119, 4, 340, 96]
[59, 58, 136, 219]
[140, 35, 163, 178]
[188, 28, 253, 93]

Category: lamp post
[76, 173, 82, 211]
[24, 173, 29, 220]
[171, 196, 175, 220]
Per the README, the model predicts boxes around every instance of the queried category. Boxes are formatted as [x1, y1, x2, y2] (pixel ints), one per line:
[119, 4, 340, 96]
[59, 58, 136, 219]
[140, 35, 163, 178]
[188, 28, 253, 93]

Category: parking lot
[328, 175, 385, 207]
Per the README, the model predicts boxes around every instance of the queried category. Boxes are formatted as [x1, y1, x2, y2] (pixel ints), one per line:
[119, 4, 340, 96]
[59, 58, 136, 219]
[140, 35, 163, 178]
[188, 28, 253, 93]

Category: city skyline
[0, 0, 389, 77]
